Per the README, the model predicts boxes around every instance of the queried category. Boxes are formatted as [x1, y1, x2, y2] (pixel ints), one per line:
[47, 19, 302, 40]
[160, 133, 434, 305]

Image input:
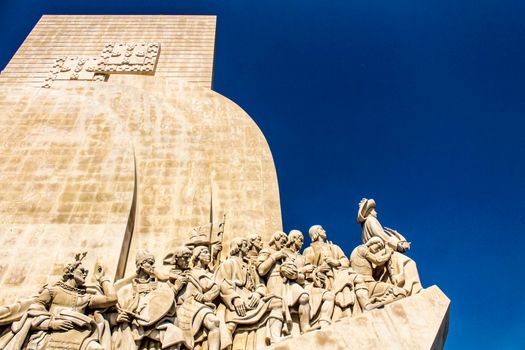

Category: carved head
[308, 225, 327, 242]
[191, 246, 211, 267]
[248, 233, 263, 252]
[269, 231, 288, 250]
[62, 252, 88, 287]
[365, 237, 384, 253]
[135, 250, 155, 275]
[174, 246, 192, 270]
[230, 237, 249, 257]
[287, 230, 304, 251]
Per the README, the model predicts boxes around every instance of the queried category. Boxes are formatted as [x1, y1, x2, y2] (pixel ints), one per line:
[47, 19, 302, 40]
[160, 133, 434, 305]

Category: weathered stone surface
[1, 15, 216, 88]
[0, 15, 450, 350]
[270, 286, 450, 350]
[0, 16, 282, 302]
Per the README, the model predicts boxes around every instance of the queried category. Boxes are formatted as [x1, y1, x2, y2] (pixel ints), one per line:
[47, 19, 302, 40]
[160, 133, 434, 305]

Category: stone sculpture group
[0, 198, 422, 350]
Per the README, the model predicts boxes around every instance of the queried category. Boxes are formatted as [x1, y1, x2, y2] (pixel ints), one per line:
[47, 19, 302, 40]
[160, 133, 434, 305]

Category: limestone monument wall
[0, 15, 449, 350]
[0, 15, 282, 303]
[1, 15, 216, 88]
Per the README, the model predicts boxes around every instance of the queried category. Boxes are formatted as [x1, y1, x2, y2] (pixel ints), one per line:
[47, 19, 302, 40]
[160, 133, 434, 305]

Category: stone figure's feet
[300, 324, 321, 334]
[319, 320, 331, 329]
[365, 302, 383, 311]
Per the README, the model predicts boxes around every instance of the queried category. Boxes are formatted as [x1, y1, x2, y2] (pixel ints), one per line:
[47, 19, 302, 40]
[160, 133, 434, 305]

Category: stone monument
[0, 15, 449, 350]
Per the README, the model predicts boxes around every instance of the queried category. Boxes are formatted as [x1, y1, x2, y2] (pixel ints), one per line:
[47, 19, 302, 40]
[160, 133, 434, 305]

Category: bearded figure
[284, 230, 335, 329]
[303, 225, 372, 320]
[215, 238, 284, 345]
[0, 252, 116, 350]
[113, 250, 183, 350]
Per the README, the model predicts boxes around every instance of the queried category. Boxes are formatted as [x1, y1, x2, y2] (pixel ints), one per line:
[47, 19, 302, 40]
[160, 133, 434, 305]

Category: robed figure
[357, 198, 422, 295]
[214, 238, 284, 345]
[0, 252, 116, 350]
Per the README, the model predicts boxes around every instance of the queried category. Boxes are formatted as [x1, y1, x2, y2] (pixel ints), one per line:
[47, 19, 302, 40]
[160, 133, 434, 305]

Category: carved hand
[397, 241, 411, 253]
[233, 298, 247, 317]
[324, 257, 340, 267]
[173, 276, 188, 290]
[212, 242, 223, 257]
[272, 251, 287, 261]
[303, 264, 315, 274]
[116, 312, 131, 323]
[193, 292, 205, 302]
[319, 263, 331, 273]
[49, 319, 74, 331]
[248, 292, 261, 308]
[93, 264, 107, 283]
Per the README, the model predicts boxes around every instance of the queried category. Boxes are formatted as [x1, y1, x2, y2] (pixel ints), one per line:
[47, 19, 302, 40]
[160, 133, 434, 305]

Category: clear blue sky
[1, 1, 524, 348]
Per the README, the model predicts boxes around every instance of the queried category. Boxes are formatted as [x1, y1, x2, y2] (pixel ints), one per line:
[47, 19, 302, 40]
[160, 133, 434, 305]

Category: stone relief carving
[43, 57, 107, 88]
[357, 198, 423, 295]
[0, 252, 117, 349]
[0, 199, 424, 349]
[96, 43, 160, 74]
[42, 42, 160, 88]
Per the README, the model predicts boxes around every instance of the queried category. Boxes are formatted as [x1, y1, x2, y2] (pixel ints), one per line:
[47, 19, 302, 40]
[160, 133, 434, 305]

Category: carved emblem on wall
[42, 56, 107, 88]
[96, 42, 161, 74]
[42, 42, 161, 87]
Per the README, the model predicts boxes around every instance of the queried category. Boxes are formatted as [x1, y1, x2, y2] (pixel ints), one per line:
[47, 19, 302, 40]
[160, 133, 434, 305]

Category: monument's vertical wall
[0, 15, 282, 302]
[0, 87, 136, 303]
[0, 15, 216, 88]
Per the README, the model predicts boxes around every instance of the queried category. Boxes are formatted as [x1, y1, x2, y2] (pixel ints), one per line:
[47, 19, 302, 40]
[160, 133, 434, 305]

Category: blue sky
[2, 1, 524, 348]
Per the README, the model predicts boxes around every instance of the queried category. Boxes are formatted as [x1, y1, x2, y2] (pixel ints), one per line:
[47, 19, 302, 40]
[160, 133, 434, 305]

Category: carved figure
[303, 225, 369, 319]
[113, 250, 183, 350]
[245, 233, 263, 266]
[215, 238, 284, 345]
[0, 252, 116, 350]
[0, 200, 431, 350]
[350, 237, 407, 306]
[169, 246, 231, 350]
[357, 198, 423, 295]
[284, 230, 334, 329]
[258, 231, 315, 335]
[185, 220, 225, 273]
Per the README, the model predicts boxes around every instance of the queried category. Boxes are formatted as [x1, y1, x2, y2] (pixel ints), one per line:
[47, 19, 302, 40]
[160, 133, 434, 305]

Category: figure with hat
[357, 198, 423, 295]
[0, 252, 117, 350]
[303, 225, 369, 320]
[113, 250, 184, 350]
[350, 237, 407, 306]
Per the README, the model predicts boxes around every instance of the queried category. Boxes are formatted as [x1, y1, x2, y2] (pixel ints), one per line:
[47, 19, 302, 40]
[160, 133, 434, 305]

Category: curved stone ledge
[270, 285, 450, 350]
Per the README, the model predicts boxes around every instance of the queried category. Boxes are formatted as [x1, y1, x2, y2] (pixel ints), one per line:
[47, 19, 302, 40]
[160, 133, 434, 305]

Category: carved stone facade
[97, 42, 160, 74]
[0, 15, 449, 350]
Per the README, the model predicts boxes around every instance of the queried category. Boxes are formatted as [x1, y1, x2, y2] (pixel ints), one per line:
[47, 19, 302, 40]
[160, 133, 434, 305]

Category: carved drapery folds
[0, 199, 424, 350]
